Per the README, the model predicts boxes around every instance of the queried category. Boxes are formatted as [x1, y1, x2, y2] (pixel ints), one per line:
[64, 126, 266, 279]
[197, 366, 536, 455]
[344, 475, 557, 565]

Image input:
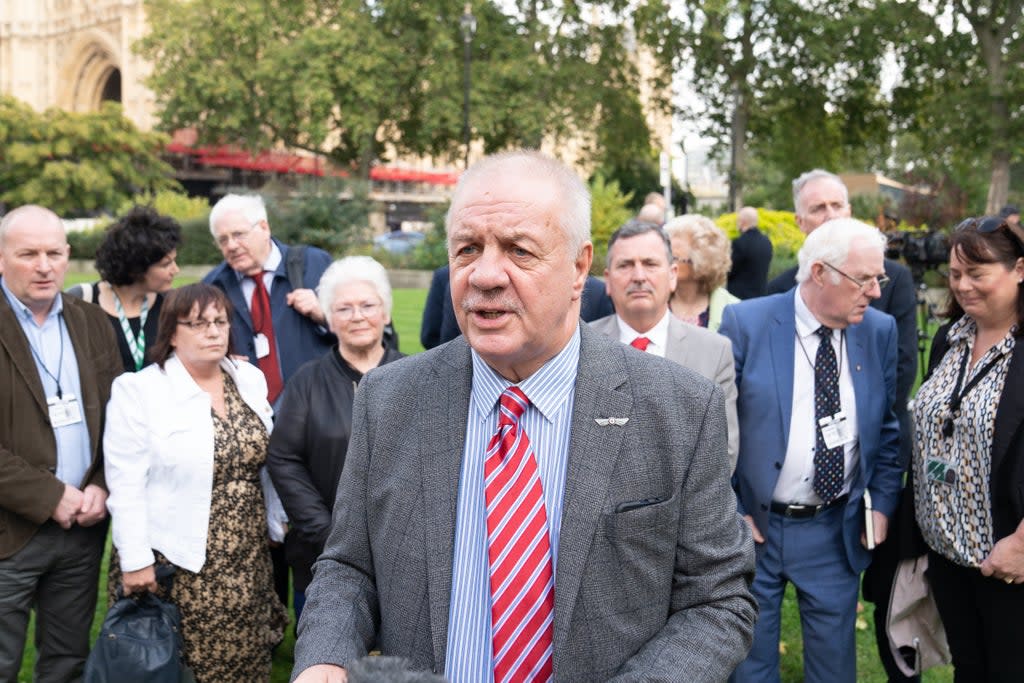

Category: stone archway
[58, 32, 122, 112]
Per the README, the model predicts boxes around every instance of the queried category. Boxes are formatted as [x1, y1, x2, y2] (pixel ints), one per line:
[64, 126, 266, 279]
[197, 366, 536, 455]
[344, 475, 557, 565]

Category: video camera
[885, 230, 948, 282]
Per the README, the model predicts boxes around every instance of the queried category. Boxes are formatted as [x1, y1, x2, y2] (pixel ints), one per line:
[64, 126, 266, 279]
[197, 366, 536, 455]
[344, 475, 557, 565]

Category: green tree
[0, 96, 177, 216]
[886, 0, 1024, 213]
[676, 0, 891, 208]
[137, 0, 675, 176]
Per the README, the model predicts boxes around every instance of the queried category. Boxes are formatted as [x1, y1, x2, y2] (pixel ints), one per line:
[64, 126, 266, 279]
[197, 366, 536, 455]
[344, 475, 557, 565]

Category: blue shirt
[445, 327, 580, 683]
[1, 281, 91, 487]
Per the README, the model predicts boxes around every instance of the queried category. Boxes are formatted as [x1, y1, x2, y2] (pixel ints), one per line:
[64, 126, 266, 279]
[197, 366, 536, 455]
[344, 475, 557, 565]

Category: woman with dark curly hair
[68, 206, 181, 372]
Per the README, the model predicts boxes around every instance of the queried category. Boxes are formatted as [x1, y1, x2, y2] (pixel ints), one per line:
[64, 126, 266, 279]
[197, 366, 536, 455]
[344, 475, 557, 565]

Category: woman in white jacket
[104, 283, 288, 682]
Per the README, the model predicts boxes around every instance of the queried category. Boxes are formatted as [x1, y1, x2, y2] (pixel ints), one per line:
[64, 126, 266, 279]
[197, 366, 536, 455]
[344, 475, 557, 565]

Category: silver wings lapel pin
[595, 417, 629, 427]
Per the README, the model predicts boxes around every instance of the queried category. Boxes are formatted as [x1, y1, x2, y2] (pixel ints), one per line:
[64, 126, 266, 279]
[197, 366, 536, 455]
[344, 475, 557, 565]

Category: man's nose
[468, 248, 510, 290]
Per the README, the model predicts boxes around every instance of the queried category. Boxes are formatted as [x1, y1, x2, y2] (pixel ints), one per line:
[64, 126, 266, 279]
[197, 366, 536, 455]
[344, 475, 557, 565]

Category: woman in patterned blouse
[912, 215, 1024, 680]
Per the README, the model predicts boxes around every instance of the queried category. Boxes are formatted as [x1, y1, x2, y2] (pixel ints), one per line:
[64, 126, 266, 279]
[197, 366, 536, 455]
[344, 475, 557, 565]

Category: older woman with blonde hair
[664, 214, 739, 331]
[267, 255, 404, 623]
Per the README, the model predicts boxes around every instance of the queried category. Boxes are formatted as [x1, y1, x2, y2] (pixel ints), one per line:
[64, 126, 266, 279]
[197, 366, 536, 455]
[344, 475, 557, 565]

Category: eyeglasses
[823, 262, 890, 291]
[331, 302, 382, 320]
[215, 222, 261, 248]
[177, 318, 230, 332]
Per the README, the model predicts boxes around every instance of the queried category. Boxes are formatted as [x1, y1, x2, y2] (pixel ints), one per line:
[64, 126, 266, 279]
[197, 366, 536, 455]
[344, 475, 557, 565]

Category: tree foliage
[138, 0, 675, 177]
[885, 0, 1024, 213]
[0, 96, 177, 216]
[676, 0, 891, 209]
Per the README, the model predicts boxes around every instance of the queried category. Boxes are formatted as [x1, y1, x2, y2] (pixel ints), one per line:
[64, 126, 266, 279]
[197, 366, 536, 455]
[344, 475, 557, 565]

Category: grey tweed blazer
[293, 324, 756, 682]
[589, 313, 740, 471]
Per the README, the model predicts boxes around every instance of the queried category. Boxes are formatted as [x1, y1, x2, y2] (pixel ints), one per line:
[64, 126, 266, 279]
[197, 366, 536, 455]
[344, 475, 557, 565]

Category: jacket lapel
[552, 327, 632, 659]
[769, 296, 796, 439]
[0, 292, 52, 416]
[421, 338, 473, 668]
[218, 267, 254, 333]
[992, 341, 1024, 475]
[61, 297, 103, 458]
[665, 315, 690, 365]
[845, 323, 872, 487]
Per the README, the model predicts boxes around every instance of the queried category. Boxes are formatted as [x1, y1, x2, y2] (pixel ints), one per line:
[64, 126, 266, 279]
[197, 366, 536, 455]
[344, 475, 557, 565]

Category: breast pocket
[599, 493, 679, 614]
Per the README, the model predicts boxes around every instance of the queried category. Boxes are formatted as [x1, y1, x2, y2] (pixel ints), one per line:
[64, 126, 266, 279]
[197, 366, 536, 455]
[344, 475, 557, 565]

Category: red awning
[166, 129, 459, 185]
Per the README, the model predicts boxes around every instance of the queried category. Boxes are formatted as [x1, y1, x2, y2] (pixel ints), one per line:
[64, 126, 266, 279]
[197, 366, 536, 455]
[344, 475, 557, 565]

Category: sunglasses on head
[955, 215, 1024, 248]
[955, 215, 1007, 233]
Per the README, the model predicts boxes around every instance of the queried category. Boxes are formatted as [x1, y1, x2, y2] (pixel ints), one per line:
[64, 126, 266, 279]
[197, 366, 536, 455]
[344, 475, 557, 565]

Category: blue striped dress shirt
[1, 282, 91, 487]
[445, 327, 580, 683]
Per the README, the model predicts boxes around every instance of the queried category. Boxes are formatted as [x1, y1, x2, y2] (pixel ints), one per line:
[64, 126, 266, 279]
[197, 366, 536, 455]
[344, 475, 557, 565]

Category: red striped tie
[485, 387, 555, 683]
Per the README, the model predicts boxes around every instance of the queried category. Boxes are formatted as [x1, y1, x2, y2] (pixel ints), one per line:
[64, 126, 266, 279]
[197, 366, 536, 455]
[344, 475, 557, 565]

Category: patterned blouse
[913, 316, 1016, 567]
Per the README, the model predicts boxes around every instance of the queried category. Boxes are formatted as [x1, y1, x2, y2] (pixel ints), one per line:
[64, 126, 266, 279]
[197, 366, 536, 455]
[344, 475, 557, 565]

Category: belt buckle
[786, 504, 810, 518]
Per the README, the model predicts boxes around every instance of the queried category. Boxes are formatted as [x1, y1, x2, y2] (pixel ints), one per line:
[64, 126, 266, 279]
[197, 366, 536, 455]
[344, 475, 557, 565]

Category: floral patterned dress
[110, 373, 287, 681]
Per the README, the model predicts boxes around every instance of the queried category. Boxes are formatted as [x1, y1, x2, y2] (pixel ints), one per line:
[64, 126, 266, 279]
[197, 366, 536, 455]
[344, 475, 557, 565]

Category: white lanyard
[112, 290, 149, 370]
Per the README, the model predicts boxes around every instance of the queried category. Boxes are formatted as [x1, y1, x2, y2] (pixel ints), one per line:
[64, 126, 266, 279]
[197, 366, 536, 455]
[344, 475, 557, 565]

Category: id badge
[48, 393, 83, 428]
[254, 333, 270, 359]
[819, 411, 853, 450]
[926, 457, 958, 486]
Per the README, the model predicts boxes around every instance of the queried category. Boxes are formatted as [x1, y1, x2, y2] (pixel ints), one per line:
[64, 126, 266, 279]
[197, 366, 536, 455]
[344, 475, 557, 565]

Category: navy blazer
[720, 290, 903, 572]
[203, 239, 334, 382]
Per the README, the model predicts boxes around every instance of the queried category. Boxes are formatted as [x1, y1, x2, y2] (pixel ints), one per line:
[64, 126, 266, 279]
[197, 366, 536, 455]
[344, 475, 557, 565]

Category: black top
[66, 281, 163, 373]
[727, 227, 774, 300]
[266, 344, 405, 589]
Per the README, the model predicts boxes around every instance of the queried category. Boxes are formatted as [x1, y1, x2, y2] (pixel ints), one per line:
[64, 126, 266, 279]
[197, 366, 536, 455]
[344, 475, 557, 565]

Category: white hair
[0, 205, 64, 245]
[316, 255, 393, 319]
[445, 150, 591, 256]
[209, 194, 269, 236]
[792, 169, 848, 214]
[796, 218, 886, 284]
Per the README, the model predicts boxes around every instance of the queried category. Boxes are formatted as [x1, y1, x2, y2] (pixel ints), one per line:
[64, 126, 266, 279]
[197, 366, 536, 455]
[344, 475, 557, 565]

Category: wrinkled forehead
[450, 170, 557, 231]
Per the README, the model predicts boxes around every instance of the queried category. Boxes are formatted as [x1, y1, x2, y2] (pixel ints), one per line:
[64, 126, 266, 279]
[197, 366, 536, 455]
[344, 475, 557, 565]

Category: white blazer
[104, 354, 287, 573]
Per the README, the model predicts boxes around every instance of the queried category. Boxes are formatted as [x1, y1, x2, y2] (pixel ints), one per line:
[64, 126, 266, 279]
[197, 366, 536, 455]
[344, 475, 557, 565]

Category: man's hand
[743, 514, 764, 544]
[287, 288, 326, 325]
[122, 564, 158, 596]
[77, 484, 108, 527]
[981, 519, 1024, 583]
[861, 510, 889, 548]
[51, 484, 83, 529]
[293, 664, 348, 682]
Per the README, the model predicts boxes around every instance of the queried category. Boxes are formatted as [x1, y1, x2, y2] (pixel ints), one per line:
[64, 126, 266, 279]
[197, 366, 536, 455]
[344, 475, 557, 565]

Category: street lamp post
[460, 3, 476, 169]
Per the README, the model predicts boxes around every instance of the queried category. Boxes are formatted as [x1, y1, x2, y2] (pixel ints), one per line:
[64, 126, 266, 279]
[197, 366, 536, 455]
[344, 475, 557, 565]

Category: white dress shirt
[615, 311, 671, 357]
[774, 289, 860, 504]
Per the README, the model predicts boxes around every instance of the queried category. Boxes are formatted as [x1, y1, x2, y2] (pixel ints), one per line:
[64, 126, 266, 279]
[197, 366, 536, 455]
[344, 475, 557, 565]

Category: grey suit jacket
[294, 325, 756, 682]
[589, 314, 740, 471]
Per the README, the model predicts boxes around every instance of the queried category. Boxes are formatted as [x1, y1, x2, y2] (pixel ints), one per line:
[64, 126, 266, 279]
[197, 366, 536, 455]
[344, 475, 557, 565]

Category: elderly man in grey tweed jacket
[292, 151, 756, 683]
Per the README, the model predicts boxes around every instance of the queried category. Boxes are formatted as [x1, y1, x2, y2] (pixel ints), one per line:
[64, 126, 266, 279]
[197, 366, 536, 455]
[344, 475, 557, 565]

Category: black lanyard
[942, 345, 1004, 438]
[25, 313, 66, 399]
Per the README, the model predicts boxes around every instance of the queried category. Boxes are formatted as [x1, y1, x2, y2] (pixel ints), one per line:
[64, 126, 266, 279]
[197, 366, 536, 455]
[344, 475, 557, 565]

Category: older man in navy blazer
[721, 218, 902, 683]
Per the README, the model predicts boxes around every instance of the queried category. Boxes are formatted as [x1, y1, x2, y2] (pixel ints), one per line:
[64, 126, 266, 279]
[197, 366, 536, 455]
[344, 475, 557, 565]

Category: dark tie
[813, 325, 844, 502]
[484, 387, 554, 683]
[250, 272, 283, 404]
[630, 336, 651, 351]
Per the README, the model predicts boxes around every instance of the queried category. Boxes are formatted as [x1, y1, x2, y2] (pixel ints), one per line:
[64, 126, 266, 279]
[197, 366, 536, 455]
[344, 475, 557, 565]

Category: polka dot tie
[813, 325, 844, 503]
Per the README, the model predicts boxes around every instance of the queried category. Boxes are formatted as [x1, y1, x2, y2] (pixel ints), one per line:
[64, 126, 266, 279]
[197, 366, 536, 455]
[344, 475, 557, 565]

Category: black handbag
[84, 563, 190, 683]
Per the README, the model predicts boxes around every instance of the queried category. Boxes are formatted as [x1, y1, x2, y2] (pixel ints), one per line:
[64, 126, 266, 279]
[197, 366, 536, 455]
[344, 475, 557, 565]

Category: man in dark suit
[721, 218, 903, 682]
[589, 219, 739, 468]
[420, 267, 613, 349]
[203, 193, 334, 406]
[764, 169, 919, 680]
[293, 151, 756, 682]
[0, 205, 122, 681]
[728, 206, 773, 299]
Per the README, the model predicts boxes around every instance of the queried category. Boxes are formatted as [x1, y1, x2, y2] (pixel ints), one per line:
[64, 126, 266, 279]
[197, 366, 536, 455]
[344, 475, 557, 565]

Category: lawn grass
[19, 281, 953, 682]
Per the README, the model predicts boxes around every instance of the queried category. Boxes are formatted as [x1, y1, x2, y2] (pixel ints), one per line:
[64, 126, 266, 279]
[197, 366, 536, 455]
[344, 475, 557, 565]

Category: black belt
[769, 494, 849, 519]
